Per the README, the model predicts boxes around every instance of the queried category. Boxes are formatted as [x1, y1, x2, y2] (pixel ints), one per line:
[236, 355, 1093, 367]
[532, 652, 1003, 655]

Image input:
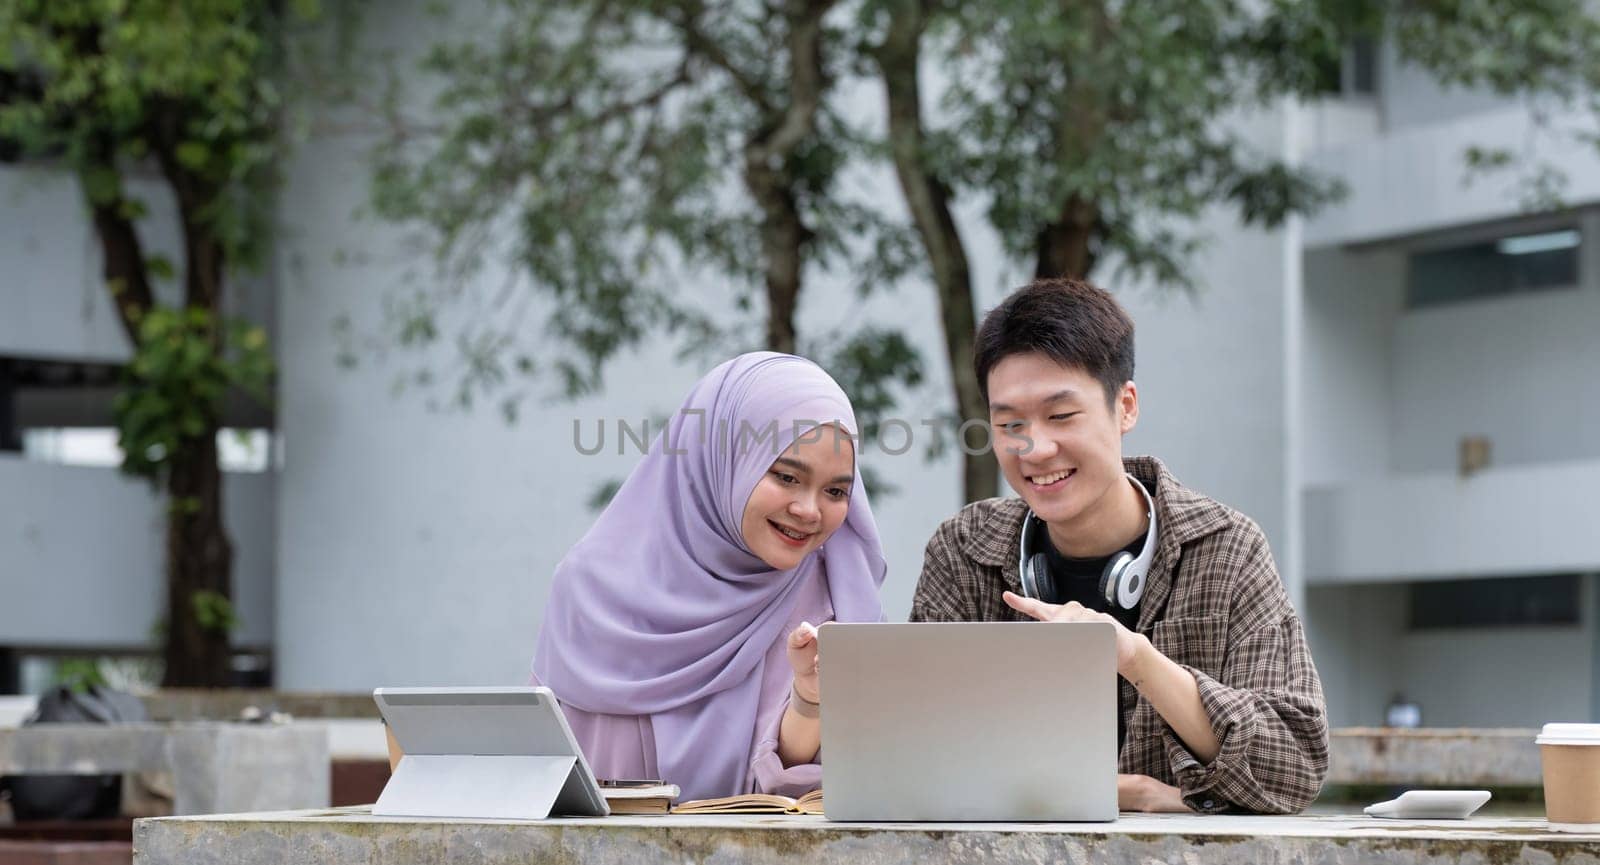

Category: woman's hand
[1117, 773, 1190, 812]
[787, 621, 821, 703]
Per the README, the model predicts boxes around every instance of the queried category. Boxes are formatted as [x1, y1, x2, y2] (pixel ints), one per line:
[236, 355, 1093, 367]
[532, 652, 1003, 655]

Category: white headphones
[1017, 473, 1157, 611]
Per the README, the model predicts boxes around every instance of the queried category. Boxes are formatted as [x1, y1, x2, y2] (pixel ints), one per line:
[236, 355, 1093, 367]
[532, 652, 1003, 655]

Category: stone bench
[1327, 727, 1542, 787]
[133, 807, 1599, 865]
[0, 723, 328, 816]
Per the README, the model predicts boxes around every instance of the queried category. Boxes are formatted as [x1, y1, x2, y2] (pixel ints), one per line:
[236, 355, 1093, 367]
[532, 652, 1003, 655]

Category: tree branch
[752, 0, 833, 163]
[675, 2, 772, 112]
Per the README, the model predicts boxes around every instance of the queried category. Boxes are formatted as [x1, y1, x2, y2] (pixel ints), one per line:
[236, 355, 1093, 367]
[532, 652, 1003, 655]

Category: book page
[672, 793, 797, 814]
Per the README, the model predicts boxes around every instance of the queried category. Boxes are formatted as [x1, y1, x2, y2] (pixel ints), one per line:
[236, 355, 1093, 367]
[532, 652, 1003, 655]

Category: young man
[911, 278, 1328, 814]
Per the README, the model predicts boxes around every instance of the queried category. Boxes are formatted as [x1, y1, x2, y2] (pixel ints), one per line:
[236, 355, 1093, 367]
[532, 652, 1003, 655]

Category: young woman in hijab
[530, 352, 887, 802]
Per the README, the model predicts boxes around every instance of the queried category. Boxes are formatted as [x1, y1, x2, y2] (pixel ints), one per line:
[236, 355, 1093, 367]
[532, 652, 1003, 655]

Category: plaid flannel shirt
[910, 455, 1329, 814]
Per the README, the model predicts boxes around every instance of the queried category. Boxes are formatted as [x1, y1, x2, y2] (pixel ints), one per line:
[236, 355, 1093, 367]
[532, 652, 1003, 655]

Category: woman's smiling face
[740, 425, 855, 570]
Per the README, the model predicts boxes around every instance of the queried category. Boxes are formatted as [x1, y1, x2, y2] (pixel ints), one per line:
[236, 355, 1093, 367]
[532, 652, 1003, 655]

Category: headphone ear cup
[1100, 553, 1133, 608]
[1026, 553, 1056, 604]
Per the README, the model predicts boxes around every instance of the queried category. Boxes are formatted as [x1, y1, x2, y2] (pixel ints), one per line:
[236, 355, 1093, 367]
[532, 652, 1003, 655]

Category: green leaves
[190, 589, 240, 635]
[55, 658, 110, 693]
[0, 0, 307, 269]
[360, 0, 882, 414]
[113, 307, 275, 483]
[926, 0, 1352, 285]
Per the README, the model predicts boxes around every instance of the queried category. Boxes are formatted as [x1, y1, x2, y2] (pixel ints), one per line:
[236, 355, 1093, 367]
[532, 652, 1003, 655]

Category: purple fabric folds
[532, 352, 886, 801]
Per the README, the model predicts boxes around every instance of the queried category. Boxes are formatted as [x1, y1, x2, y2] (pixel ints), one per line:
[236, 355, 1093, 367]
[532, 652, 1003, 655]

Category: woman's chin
[756, 549, 804, 570]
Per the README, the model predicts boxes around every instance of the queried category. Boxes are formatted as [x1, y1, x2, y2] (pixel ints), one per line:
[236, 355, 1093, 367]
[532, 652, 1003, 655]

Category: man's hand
[1003, 591, 1146, 677]
[1117, 774, 1190, 812]
[787, 621, 821, 703]
[1005, 590, 1225, 767]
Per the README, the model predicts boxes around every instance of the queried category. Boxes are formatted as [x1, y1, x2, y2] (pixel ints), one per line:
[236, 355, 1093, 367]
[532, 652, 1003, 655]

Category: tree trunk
[748, 176, 805, 355]
[151, 111, 237, 687]
[877, 0, 997, 504]
[1033, 195, 1101, 280]
[161, 428, 234, 687]
[738, 0, 832, 357]
[81, 147, 155, 346]
[1035, 2, 1109, 283]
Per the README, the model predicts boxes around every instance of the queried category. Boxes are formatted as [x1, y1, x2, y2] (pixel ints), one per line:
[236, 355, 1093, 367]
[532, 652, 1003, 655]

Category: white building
[3, 19, 1597, 729]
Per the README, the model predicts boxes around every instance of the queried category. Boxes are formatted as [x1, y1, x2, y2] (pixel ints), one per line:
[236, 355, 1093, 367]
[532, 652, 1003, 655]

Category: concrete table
[134, 806, 1600, 865]
[0, 723, 329, 816]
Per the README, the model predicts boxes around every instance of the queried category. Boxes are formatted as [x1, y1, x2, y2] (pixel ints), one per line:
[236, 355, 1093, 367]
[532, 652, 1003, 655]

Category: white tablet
[372, 686, 609, 819]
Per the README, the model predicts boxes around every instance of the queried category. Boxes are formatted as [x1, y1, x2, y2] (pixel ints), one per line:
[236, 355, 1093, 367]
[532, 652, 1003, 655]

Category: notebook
[600, 782, 681, 815]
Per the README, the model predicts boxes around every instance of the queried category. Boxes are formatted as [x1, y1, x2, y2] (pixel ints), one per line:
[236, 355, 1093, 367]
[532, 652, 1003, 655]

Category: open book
[672, 789, 822, 815]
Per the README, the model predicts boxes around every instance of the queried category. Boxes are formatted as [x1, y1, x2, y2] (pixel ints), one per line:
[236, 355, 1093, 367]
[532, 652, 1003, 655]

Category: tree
[359, 0, 1600, 508]
[864, 0, 1350, 502]
[0, 0, 287, 686]
[361, 0, 923, 428]
[863, 0, 1600, 503]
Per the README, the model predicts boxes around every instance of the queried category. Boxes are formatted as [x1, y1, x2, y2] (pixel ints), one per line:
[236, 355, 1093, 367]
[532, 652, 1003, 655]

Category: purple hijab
[533, 352, 887, 801]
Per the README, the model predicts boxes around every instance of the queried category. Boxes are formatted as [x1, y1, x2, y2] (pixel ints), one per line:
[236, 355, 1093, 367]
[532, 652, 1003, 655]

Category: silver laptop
[819, 622, 1118, 822]
[372, 686, 609, 819]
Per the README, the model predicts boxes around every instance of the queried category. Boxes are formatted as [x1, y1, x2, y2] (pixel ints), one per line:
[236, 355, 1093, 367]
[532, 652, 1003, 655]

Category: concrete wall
[1303, 583, 1404, 728]
[0, 164, 276, 361]
[1388, 211, 1600, 474]
[1306, 577, 1594, 728]
[1303, 457, 1600, 582]
[1305, 219, 1600, 481]
[0, 456, 276, 649]
[0, 165, 156, 361]
[1376, 42, 1505, 132]
[1305, 102, 1600, 247]
[268, 4, 974, 690]
[1299, 246, 1405, 486]
[1116, 105, 1300, 600]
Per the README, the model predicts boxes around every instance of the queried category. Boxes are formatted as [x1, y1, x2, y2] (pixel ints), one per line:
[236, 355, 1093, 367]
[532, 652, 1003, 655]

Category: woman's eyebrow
[774, 456, 811, 474]
[775, 456, 853, 485]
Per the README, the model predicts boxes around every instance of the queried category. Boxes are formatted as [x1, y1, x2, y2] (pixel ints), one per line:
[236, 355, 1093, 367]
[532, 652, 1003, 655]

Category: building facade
[2, 18, 1597, 728]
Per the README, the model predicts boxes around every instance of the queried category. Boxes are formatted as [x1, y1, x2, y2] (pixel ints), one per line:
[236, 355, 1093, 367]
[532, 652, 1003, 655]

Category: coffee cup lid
[1537, 723, 1600, 745]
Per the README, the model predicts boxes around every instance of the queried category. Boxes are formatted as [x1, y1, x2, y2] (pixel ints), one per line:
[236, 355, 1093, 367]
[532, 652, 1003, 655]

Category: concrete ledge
[0, 724, 328, 816]
[139, 691, 378, 722]
[1328, 728, 1542, 787]
[132, 807, 1600, 865]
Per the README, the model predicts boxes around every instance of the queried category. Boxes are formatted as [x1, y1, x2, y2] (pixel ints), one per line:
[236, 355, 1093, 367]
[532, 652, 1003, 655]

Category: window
[1408, 574, 1581, 629]
[1407, 228, 1580, 309]
[1312, 37, 1379, 98]
[22, 427, 278, 473]
[1, 354, 276, 471]
[1343, 38, 1377, 97]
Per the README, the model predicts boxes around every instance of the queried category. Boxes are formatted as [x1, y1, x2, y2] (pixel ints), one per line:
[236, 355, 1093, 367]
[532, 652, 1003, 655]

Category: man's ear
[1118, 381, 1139, 435]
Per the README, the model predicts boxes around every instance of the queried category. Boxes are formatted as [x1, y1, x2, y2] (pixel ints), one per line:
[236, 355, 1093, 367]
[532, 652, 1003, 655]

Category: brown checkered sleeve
[1159, 534, 1329, 814]
[910, 522, 968, 622]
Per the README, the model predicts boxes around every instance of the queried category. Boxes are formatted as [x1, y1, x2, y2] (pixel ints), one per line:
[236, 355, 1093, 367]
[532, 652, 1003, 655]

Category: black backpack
[0, 686, 148, 821]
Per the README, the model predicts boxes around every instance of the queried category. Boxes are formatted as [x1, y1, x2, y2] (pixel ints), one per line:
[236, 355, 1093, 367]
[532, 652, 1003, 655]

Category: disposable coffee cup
[1537, 723, 1600, 832]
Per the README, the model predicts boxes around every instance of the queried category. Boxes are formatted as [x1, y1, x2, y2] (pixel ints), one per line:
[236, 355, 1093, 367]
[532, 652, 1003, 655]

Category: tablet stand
[372, 754, 581, 819]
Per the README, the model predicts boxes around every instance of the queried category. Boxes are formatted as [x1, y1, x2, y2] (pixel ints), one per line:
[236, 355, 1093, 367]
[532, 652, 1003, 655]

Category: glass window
[20, 427, 277, 473]
[1407, 228, 1580, 309]
[1408, 574, 1581, 629]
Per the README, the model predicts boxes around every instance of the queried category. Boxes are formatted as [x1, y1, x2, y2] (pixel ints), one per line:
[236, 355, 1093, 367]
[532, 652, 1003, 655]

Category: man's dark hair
[974, 277, 1135, 406]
